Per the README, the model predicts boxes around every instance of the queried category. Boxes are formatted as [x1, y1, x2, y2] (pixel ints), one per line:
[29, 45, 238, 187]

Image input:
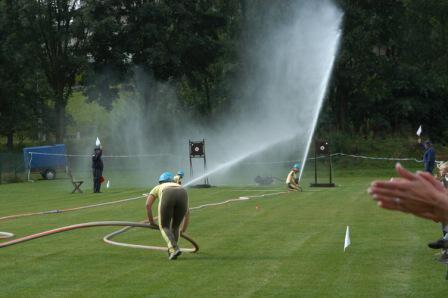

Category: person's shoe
[428, 238, 448, 249]
[439, 250, 448, 263]
[168, 248, 182, 260]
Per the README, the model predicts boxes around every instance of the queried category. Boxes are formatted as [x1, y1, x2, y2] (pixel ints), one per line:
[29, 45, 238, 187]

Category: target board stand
[189, 139, 211, 188]
[310, 139, 335, 187]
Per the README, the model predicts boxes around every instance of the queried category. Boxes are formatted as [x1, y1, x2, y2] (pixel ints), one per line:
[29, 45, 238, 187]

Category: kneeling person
[286, 163, 301, 191]
[146, 172, 190, 260]
[173, 170, 184, 185]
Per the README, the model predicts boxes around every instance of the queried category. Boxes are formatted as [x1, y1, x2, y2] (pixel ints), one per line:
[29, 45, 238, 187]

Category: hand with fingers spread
[368, 163, 448, 223]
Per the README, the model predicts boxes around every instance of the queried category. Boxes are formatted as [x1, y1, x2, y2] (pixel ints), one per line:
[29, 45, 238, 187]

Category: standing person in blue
[92, 146, 104, 193]
[418, 138, 436, 174]
[427, 162, 448, 261]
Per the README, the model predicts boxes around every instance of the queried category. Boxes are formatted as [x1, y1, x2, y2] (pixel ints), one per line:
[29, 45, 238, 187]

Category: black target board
[190, 142, 204, 157]
[310, 139, 335, 187]
[189, 139, 209, 186]
[316, 140, 330, 155]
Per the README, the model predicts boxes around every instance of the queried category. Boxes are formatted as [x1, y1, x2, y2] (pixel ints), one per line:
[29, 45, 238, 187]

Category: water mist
[89, 0, 342, 187]
[184, 0, 342, 186]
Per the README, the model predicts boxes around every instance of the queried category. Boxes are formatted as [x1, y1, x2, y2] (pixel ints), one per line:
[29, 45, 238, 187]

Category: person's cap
[293, 163, 300, 169]
[425, 140, 432, 145]
[159, 171, 174, 183]
[177, 170, 185, 177]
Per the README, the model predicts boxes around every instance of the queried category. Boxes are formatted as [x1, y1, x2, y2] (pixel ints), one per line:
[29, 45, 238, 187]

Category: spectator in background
[92, 146, 103, 193]
[418, 138, 436, 174]
[437, 162, 448, 188]
[427, 162, 448, 260]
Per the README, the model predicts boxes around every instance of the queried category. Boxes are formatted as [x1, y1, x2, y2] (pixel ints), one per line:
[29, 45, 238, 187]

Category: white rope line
[57, 195, 147, 212]
[189, 191, 288, 211]
[0, 194, 147, 221]
[242, 152, 424, 165]
[330, 153, 423, 162]
[26, 151, 426, 166]
[27, 152, 176, 158]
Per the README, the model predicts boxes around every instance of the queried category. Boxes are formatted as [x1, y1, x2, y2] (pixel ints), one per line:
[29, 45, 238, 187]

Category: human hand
[368, 163, 448, 222]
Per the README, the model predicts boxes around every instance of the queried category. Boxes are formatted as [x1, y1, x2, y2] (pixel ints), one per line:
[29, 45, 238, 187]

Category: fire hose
[0, 190, 287, 253]
[0, 221, 198, 252]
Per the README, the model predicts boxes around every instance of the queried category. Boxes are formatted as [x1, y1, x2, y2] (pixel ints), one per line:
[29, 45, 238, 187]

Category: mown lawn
[0, 170, 446, 297]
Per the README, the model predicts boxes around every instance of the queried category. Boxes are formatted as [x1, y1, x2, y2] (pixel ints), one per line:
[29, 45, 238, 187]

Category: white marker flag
[416, 125, 422, 136]
[106, 180, 110, 189]
[96, 137, 101, 146]
[344, 226, 351, 252]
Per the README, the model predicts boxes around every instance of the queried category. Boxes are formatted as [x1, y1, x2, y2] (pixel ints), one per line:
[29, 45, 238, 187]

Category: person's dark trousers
[93, 168, 102, 193]
[158, 187, 188, 252]
[425, 163, 434, 174]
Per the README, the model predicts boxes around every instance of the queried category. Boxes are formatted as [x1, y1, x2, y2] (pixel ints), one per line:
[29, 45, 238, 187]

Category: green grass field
[1, 169, 447, 297]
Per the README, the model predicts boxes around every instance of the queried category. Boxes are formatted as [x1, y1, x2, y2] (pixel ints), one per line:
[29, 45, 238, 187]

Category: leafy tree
[20, 0, 89, 142]
[0, 0, 46, 150]
[321, 0, 448, 142]
[81, 0, 130, 109]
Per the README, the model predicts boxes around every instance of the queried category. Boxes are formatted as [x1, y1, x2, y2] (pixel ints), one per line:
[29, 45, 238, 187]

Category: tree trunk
[239, 0, 250, 78]
[6, 130, 14, 151]
[334, 86, 346, 132]
[55, 101, 65, 143]
[204, 78, 211, 114]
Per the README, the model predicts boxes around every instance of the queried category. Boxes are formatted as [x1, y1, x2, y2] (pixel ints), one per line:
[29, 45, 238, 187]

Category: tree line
[1, 0, 448, 151]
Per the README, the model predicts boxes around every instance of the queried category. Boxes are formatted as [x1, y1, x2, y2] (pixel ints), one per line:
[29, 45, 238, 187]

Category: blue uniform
[421, 145, 436, 173]
[92, 148, 103, 193]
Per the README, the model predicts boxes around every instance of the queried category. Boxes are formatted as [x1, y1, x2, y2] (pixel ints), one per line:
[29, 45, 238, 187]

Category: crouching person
[146, 172, 190, 260]
[286, 163, 301, 191]
[173, 170, 185, 185]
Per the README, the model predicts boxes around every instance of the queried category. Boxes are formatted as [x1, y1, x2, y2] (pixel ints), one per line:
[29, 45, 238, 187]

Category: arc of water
[299, 30, 342, 181]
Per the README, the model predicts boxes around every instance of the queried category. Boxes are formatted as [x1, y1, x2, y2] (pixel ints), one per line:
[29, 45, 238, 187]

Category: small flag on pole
[96, 137, 101, 146]
[344, 226, 351, 252]
[106, 180, 110, 189]
[416, 125, 422, 136]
